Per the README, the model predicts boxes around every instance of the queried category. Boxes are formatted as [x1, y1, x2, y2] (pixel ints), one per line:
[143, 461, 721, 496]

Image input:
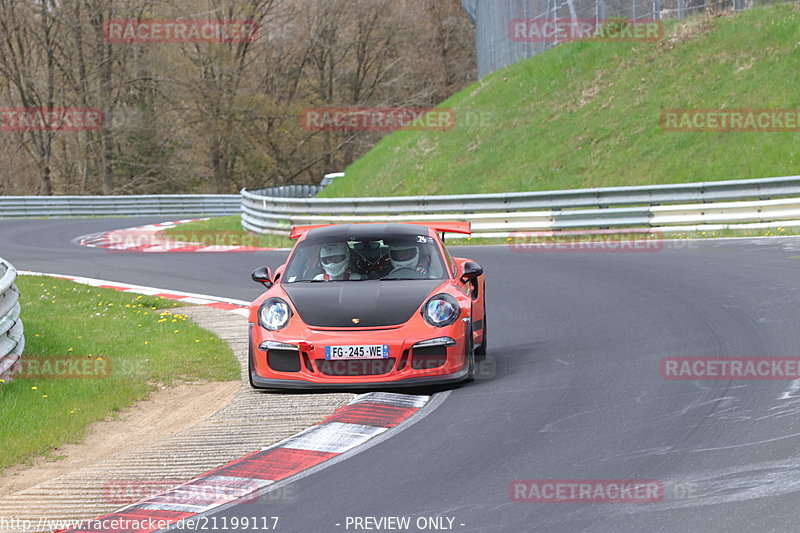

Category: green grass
[167, 7, 800, 246]
[0, 276, 239, 472]
[161, 216, 292, 248]
[320, 4, 800, 197]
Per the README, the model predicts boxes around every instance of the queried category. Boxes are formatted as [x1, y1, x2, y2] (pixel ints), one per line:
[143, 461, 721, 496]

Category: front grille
[315, 358, 397, 376]
[411, 345, 448, 370]
[267, 349, 301, 372]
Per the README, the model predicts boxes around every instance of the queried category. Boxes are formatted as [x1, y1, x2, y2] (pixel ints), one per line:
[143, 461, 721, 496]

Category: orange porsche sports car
[248, 222, 486, 389]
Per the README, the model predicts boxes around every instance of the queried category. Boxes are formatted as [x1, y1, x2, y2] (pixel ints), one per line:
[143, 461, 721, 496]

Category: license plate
[325, 345, 389, 360]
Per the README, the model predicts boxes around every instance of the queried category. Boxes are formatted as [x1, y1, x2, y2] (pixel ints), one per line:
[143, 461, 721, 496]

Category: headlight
[422, 294, 460, 328]
[259, 298, 292, 331]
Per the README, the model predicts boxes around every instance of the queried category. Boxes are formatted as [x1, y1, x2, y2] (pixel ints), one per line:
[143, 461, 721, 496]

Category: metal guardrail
[241, 174, 800, 237]
[0, 195, 241, 218]
[247, 184, 325, 198]
[0, 257, 24, 381]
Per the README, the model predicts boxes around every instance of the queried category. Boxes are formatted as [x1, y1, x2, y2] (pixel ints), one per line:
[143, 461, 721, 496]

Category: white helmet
[389, 243, 419, 270]
[320, 242, 349, 278]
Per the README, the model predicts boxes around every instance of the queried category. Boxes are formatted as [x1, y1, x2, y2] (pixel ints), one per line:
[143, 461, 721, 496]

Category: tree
[0, 0, 64, 194]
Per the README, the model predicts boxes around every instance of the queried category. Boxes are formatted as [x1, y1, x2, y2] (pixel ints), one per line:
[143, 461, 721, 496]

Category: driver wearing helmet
[387, 242, 429, 277]
[314, 242, 363, 281]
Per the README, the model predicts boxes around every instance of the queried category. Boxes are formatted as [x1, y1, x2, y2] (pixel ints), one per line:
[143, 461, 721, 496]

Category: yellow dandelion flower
[42, 395, 48, 398]
[31, 386, 38, 390]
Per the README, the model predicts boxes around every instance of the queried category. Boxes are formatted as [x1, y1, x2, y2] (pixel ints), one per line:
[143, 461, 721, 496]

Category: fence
[0, 257, 24, 382]
[462, 0, 772, 78]
[0, 195, 241, 218]
[241, 174, 800, 238]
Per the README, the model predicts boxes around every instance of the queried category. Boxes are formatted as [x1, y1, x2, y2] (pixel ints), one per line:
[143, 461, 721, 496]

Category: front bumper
[248, 313, 471, 389]
[249, 365, 470, 390]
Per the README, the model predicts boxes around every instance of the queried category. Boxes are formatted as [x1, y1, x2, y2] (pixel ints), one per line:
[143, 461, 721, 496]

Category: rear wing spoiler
[289, 224, 331, 239]
[289, 221, 471, 240]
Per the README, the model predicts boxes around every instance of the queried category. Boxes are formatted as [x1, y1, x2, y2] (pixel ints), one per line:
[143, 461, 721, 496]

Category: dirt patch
[0, 380, 238, 498]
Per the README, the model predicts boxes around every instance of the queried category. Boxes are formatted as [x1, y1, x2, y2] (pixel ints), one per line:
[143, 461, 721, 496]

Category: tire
[475, 312, 487, 358]
[465, 325, 476, 382]
[248, 329, 260, 389]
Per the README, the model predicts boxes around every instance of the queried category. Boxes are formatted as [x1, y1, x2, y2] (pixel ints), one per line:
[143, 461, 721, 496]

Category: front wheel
[248, 328, 261, 389]
[475, 312, 487, 357]
[465, 325, 475, 382]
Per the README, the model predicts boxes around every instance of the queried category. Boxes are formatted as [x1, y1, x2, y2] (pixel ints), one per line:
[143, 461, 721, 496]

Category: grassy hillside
[321, 5, 800, 197]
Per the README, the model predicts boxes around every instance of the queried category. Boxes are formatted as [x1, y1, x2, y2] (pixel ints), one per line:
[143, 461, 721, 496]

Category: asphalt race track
[4, 218, 800, 532]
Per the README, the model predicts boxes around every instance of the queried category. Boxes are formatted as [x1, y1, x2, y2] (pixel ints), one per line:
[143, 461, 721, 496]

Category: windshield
[283, 233, 447, 282]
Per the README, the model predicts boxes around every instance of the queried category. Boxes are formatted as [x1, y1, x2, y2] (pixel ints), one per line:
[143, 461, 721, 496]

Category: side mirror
[251, 266, 273, 289]
[460, 261, 483, 282]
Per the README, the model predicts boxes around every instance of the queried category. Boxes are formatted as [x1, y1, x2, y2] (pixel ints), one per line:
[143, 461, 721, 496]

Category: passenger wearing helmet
[387, 242, 429, 278]
[313, 242, 363, 281]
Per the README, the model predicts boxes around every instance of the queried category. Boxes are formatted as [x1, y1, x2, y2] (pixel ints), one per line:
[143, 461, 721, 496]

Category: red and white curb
[75, 219, 285, 253]
[17, 271, 250, 317]
[59, 393, 429, 533]
[21, 272, 433, 533]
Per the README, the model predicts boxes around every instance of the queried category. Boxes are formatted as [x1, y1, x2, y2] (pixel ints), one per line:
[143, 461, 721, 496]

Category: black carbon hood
[283, 280, 442, 328]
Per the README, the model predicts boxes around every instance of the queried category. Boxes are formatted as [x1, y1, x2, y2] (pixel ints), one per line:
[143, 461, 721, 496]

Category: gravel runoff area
[0, 306, 353, 532]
